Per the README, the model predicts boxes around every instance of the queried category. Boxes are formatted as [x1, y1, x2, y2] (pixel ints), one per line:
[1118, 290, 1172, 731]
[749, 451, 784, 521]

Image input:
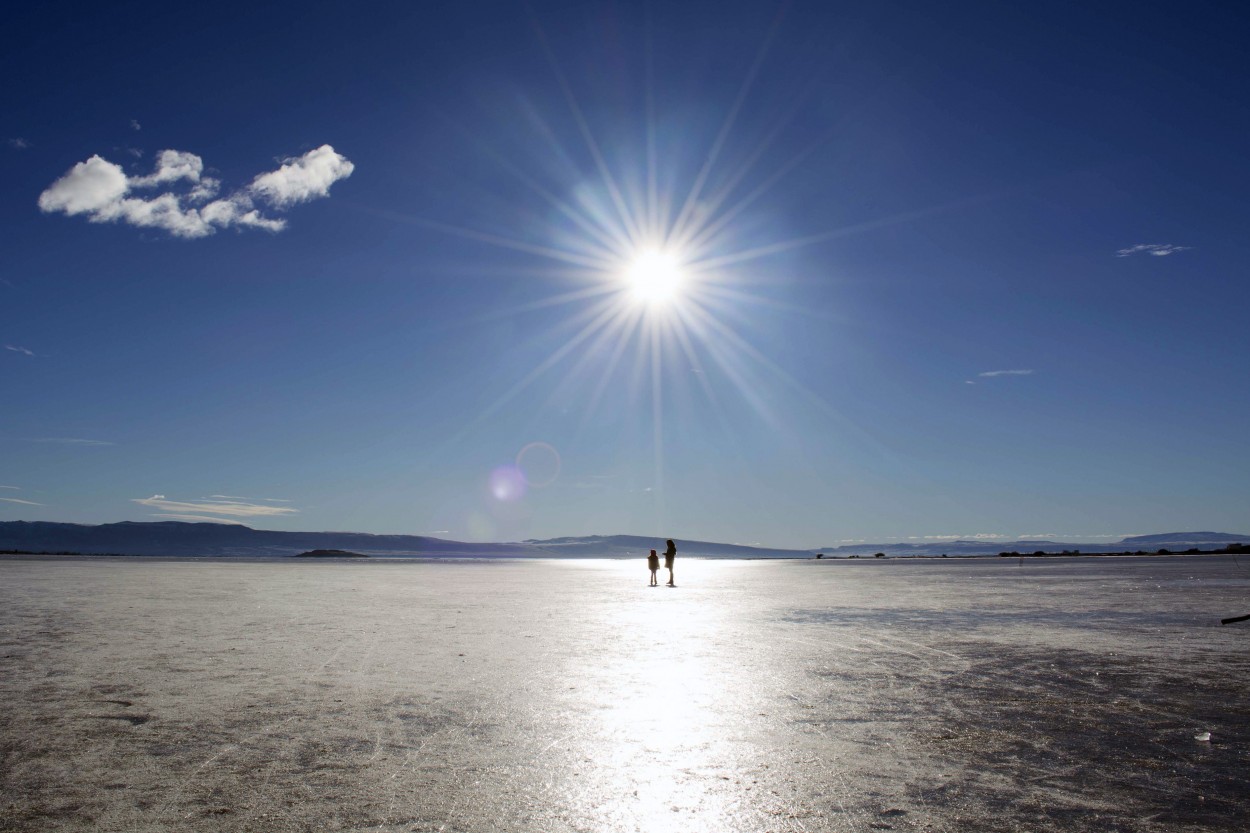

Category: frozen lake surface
[2, 555, 1248, 832]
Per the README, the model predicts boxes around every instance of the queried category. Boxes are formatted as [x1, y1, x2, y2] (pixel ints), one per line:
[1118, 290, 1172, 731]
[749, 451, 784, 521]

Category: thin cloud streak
[149, 513, 246, 524]
[28, 437, 115, 446]
[978, 369, 1034, 377]
[1116, 243, 1190, 257]
[132, 495, 299, 519]
[4, 345, 36, 356]
[1, 497, 44, 506]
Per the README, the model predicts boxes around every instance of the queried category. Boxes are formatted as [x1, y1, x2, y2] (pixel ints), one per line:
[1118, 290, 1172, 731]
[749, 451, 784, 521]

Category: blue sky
[2, 1, 1247, 547]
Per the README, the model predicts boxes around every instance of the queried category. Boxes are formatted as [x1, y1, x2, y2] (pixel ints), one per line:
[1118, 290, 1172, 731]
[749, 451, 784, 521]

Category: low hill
[0, 521, 540, 558]
[1120, 532, 1250, 547]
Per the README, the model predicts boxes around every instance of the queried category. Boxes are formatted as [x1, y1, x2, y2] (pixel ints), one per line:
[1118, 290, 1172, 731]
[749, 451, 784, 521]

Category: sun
[625, 250, 684, 305]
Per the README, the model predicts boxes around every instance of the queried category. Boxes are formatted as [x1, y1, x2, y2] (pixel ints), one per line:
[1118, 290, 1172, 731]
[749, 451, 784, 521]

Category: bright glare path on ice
[1, 555, 1248, 831]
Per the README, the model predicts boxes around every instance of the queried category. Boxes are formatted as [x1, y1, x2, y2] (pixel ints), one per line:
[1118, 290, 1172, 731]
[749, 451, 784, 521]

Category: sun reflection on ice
[577, 563, 742, 831]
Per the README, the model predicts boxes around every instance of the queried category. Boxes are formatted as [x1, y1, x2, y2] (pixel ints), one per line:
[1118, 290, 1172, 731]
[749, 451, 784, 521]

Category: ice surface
[1, 555, 1247, 831]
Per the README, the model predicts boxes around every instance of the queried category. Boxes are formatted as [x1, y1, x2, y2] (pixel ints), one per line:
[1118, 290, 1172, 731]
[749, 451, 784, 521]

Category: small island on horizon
[294, 549, 368, 558]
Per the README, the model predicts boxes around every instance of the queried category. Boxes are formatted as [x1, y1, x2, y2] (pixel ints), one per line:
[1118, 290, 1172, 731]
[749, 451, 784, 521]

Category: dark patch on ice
[798, 640, 1250, 829]
[92, 713, 150, 726]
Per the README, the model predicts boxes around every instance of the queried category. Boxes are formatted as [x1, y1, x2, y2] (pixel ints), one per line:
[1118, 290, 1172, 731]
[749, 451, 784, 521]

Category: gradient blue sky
[2, 1, 1247, 547]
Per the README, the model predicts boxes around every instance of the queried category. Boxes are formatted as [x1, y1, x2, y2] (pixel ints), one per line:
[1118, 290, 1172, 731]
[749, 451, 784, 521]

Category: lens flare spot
[516, 442, 561, 488]
[489, 465, 527, 502]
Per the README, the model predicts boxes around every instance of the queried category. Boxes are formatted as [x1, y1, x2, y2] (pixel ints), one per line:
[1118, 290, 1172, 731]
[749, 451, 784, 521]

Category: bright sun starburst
[394, 9, 858, 527]
[625, 250, 684, 305]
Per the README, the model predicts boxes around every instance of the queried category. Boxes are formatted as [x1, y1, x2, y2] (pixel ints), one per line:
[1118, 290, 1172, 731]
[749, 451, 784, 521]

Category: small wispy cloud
[9, 138, 30, 150]
[4, 344, 35, 357]
[38, 144, 353, 239]
[1, 497, 44, 506]
[0, 485, 19, 490]
[133, 495, 299, 519]
[130, 119, 142, 131]
[1116, 243, 1191, 257]
[978, 369, 1034, 377]
[150, 513, 246, 524]
[28, 437, 115, 446]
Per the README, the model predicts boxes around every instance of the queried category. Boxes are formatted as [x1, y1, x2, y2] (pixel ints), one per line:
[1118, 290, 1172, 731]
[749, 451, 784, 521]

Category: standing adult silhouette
[664, 539, 676, 586]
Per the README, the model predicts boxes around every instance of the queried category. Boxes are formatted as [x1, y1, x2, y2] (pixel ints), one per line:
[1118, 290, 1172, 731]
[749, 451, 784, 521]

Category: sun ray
[449, 118, 636, 256]
[674, 300, 782, 428]
[679, 117, 840, 258]
[666, 306, 738, 443]
[695, 283, 844, 324]
[543, 300, 645, 415]
[469, 283, 622, 324]
[668, 78, 819, 254]
[446, 296, 627, 445]
[575, 305, 645, 437]
[644, 7, 660, 243]
[698, 194, 996, 271]
[650, 310, 665, 519]
[668, 5, 788, 246]
[528, 8, 644, 246]
[357, 205, 619, 269]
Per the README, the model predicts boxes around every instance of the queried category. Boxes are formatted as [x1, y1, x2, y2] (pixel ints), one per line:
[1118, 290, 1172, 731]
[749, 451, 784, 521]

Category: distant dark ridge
[814, 532, 1247, 557]
[0, 521, 539, 558]
[1120, 532, 1250, 545]
[1, 521, 1246, 559]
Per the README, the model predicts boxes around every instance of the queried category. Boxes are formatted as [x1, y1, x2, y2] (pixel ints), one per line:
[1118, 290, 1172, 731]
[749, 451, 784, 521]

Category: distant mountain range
[0, 521, 1245, 559]
[814, 532, 1250, 557]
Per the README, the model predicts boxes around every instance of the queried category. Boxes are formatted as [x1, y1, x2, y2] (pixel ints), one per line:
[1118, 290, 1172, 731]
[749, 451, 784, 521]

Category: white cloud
[0, 485, 19, 490]
[978, 369, 1034, 377]
[1116, 243, 1190, 257]
[187, 177, 221, 202]
[9, 138, 30, 150]
[38, 145, 352, 239]
[249, 145, 355, 208]
[28, 437, 114, 445]
[4, 344, 35, 356]
[130, 119, 142, 131]
[38, 155, 129, 215]
[1, 497, 44, 506]
[130, 149, 204, 187]
[132, 495, 299, 519]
